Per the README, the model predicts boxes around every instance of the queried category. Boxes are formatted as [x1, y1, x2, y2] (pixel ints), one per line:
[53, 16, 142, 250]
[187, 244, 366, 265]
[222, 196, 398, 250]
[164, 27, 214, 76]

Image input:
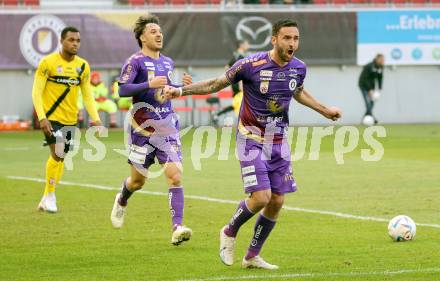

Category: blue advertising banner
[357, 10, 440, 65]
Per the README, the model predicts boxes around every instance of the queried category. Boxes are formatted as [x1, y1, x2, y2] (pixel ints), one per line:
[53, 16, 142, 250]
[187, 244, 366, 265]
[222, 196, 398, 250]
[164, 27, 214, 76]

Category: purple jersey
[119, 52, 177, 130]
[226, 51, 307, 144]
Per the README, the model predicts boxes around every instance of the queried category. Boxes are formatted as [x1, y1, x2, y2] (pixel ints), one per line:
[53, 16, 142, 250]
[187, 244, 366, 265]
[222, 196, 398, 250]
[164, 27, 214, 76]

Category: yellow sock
[56, 161, 64, 184]
[44, 155, 60, 195]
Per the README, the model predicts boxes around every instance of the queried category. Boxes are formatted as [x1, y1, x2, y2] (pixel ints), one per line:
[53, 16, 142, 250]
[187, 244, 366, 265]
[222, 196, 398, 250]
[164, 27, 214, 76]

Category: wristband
[178, 87, 183, 97]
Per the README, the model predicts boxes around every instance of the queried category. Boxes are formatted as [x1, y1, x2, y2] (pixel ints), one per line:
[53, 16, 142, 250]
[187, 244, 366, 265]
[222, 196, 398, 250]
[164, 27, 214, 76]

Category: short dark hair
[272, 19, 298, 36]
[134, 14, 160, 48]
[61, 26, 80, 40]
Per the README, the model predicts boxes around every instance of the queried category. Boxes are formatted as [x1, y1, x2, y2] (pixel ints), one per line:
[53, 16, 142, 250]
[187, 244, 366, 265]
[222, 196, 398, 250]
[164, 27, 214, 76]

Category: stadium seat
[3, 0, 20, 5]
[128, 0, 145, 5]
[169, 0, 186, 4]
[350, 0, 368, 3]
[331, 0, 349, 4]
[148, 0, 167, 5]
[210, 0, 222, 4]
[390, 0, 407, 4]
[408, 0, 425, 4]
[190, 0, 209, 4]
[370, 0, 387, 4]
[313, 0, 328, 4]
[23, 0, 40, 5]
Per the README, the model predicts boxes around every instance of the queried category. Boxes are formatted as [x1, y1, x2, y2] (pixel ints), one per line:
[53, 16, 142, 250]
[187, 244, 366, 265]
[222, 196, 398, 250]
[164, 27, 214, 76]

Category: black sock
[119, 179, 133, 206]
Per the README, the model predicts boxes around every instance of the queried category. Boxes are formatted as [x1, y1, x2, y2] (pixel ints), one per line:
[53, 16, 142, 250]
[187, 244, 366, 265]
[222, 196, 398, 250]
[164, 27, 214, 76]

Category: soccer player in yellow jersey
[32, 26, 102, 213]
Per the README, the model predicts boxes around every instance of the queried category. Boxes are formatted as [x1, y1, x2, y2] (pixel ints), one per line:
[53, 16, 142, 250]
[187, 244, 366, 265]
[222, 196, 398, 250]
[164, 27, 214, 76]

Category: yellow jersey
[32, 52, 99, 125]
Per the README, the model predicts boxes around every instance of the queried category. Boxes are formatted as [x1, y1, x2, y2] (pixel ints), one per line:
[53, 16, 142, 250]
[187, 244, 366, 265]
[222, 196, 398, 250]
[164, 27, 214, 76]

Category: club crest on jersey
[289, 79, 297, 91]
[260, 70, 273, 77]
[57, 65, 63, 74]
[157, 64, 164, 71]
[260, 80, 269, 94]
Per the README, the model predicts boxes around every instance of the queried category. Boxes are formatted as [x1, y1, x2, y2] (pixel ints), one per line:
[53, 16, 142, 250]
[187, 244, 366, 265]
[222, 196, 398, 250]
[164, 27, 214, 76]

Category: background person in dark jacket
[358, 54, 384, 124]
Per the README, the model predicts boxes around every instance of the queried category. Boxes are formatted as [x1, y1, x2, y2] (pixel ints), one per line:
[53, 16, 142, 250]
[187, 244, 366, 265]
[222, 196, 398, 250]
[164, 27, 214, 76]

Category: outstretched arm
[294, 88, 341, 121]
[165, 74, 231, 99]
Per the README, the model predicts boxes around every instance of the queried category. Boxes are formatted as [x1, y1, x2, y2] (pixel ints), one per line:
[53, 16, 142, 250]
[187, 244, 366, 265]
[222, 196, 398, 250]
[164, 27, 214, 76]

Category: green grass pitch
[1, 124, 439, 281]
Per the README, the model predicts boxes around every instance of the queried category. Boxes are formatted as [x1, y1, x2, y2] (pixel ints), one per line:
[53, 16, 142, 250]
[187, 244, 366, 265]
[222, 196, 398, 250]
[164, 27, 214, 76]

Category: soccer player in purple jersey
[165, 19, 341, 268]
[110, 15, 193, 246]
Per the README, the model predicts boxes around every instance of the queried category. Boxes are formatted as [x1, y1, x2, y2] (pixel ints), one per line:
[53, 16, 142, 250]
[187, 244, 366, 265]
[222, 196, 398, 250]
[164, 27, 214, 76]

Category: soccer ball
[371, 90, 381, 101]
[388, 215, 416, 242]
[362, 115, 375, 126]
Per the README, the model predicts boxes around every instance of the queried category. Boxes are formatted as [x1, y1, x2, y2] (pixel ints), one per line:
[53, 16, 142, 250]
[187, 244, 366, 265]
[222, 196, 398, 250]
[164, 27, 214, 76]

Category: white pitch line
[6, 176, 440, 229]
[177, 267, 440, 281]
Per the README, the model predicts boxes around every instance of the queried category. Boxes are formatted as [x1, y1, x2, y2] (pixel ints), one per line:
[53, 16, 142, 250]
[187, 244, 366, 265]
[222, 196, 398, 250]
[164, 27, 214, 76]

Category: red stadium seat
[407, 0, 425, 4]
[370, 0, 387, 4]
[210, 0, 222, 4]
[3, 0, 20, 5]
[432, 0, 440, 3]
[169, 0, 186, 4]
[23, 0, 40, 5]
[314, 0, 328, 4]
[217, 89, 233, 99]
[351, 0, 368, 3]
[128, 0, 145, 5]
[390, 0, 407, 4]
[190, 0, 209, 4]
[331, 0, 348, 4]
[148, 0, 167, 5]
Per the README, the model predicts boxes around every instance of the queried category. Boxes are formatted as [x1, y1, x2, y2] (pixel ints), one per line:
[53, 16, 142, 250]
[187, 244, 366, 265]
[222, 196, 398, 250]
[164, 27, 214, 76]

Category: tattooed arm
[294, 88, 342, 121]
[164, 74, 231, 99]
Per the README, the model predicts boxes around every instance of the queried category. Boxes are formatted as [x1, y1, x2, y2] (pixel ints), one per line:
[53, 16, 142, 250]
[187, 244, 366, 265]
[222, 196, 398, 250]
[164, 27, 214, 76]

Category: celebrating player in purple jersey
[165, 19, 341, 268]
[110, 14, 193, 246]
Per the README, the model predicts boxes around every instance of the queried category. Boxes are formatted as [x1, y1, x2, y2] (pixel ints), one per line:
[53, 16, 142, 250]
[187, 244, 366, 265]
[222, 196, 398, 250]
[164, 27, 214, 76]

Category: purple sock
[118, 179, 133, 206]
[245, 214, 276, 260]
[224, 200, 255, 237]
[169, 187, 184, 228]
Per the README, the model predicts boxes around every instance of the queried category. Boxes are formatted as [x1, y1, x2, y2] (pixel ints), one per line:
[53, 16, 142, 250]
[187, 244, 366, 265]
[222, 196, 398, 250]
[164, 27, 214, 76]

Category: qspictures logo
[19, 15, 66, 68]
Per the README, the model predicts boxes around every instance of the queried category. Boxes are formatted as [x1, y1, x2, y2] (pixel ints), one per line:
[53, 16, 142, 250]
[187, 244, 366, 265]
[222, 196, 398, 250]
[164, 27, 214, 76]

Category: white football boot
[171, 225, 192, 245]
[38, 192, 57, 213]
[242, 255, 279, 270]
[219, 225, 236, 266]
[110, 193, 126, 228]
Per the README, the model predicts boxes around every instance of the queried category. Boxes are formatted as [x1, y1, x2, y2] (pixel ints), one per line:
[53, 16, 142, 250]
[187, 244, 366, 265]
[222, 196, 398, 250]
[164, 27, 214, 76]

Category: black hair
[61, 26, 80, 40]
[134, 14, 160, 48]
[272, 19, 298, 36]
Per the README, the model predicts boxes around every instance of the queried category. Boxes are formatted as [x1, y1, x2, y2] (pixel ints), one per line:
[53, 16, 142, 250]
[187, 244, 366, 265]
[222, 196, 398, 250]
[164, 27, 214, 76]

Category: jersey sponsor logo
[276, 72, 286, 80]
[289, 79, 297, 91]
[51, 77, 80, 86]
[260, 80, 269, 94]
[260, 70, 273, 77]
[252, 59, 267, 67]
[19, 15, 66, 68]
[241, 165, 255, 175]
[235, 16, 272, 50]
[243, 174, 258, 188]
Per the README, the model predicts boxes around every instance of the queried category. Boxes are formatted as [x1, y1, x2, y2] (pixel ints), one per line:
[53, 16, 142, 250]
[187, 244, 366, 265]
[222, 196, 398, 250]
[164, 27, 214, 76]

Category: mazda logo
[235, 17, 272, 50]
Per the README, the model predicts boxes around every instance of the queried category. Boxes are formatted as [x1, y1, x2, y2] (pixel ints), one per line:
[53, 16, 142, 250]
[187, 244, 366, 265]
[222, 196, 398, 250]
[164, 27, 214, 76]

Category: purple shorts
[127, 124, 182, 170]
[237, 137, 296, 195]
